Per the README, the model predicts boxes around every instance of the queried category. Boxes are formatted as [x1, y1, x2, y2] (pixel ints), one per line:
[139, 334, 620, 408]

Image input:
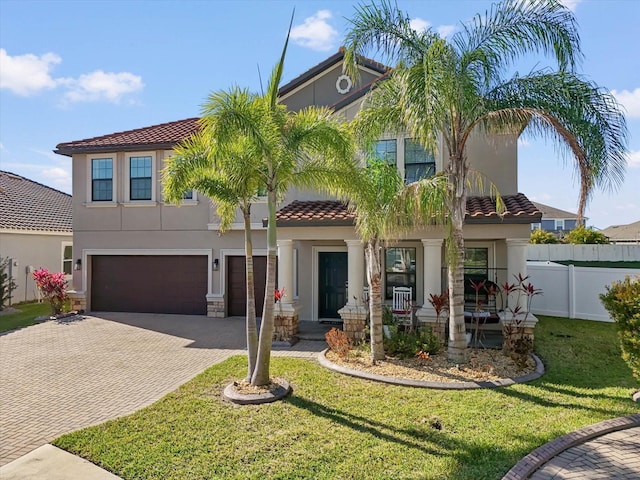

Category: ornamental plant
[600, 275, 640, 381]
[564, 225, 609, 244]
[32, 268, 68, 315]
[0, 257, 17, 311]
[530, 228, 559, 244]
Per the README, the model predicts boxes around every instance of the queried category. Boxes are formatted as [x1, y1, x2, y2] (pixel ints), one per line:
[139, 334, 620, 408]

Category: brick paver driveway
[0, 312, 322, 466]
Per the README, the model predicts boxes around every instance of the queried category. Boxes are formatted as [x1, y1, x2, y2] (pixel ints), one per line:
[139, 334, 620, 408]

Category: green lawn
[53, 316, 638, 480]
[0, 302, 50, 333]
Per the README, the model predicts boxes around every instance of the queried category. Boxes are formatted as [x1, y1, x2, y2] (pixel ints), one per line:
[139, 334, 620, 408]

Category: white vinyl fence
[526, 261, 640, 322]
[528, 244, 640, 262]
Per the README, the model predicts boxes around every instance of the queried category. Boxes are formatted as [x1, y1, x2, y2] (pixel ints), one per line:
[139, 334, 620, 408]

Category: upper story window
[91, 158, 114, 201]
[129, 156, 152, 200]
[182, 190, 193, 200]
[62, 243, 73, 275]
[404, 139, 435, 183]
[374, 139, 397, 165]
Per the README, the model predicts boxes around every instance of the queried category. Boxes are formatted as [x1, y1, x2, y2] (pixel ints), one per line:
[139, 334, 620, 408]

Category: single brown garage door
[227, 256, 268, 317]
[91, 255, 208, 315]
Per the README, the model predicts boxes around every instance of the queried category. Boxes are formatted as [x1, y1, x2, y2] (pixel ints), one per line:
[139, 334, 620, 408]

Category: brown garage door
[91, 255, 208, 315]
[227, 256, 268, 317]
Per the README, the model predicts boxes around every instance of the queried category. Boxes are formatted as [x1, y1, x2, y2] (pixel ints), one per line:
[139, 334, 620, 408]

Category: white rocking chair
[392, 286, 413, 327]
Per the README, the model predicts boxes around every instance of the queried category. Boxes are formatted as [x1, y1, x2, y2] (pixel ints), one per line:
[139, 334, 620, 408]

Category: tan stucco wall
[0, 231, 72, 304]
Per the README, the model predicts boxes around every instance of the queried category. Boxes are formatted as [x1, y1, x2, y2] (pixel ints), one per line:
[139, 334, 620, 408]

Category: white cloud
[436, 25, 457, 38]
[625, 150, 640, 168]
[62, 70, 144, 103]
[0, 49, 143, 104]
[410, 18, 430, 32]
[42, 166, 72, 191]
[559, 0, 582, 11]
[291, 10, 338, 52]
[531, 193, 553, 202]
[0, 49, 61, 96]
[612, 88, 640, 118]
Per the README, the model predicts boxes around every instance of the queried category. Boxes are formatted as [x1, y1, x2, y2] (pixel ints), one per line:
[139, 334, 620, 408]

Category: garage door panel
[91, 255, 207, 315]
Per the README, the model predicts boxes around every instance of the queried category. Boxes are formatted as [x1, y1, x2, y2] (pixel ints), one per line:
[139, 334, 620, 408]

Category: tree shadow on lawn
[284, 394, 556, 479]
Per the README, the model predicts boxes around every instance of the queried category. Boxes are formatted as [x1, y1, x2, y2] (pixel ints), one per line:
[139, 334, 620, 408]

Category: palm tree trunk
[251, 189, 277, 386]
[243, 208, 259, 381]
[447, 154, 469, 363]
[366, 239, 385, 362]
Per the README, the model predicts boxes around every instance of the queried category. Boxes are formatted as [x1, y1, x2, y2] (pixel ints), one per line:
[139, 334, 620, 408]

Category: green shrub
[600, 275, 640, 381]
[530, 228, 559, 244]
[564, 225, 608, 244]
[384, 326, 441, 358]
[0, 257, 18, 311]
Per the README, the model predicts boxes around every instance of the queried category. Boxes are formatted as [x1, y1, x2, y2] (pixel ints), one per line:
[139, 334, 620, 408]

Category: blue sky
[1, 0, 638, 229]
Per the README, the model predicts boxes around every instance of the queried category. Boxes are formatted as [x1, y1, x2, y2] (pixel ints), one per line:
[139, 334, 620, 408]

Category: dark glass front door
[318, 252, 348, 319]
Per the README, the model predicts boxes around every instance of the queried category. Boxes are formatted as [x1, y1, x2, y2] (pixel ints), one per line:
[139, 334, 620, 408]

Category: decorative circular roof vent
[336, 74, 352, 95]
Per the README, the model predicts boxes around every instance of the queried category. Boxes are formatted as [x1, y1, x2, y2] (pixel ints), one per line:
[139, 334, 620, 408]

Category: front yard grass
[53, 316, 638, 480]
[0, 302, 50, 333]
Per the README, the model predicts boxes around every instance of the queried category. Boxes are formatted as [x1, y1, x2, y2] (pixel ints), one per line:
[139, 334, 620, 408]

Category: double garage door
[91, 255, 208, 315]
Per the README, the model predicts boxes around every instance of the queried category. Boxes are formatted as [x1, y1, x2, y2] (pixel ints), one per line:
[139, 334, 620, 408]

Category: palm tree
[163, 132, 264, 381]
[187, 23, 355, 386]
[344, 0, 628, 362]
[337, 158, 448, 361]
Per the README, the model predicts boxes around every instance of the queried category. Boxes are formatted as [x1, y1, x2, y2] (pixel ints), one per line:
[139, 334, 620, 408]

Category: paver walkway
[0, 312, 323, 466]
[529, 426, 640, 480]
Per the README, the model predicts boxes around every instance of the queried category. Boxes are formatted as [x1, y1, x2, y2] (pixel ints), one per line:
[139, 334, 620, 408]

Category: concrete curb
[502, 414, 640, 480]
[317, 348, 545, 390]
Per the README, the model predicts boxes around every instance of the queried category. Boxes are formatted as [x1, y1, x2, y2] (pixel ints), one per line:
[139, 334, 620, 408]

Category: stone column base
[338, 305, 368, 342]
[500, 312, 538, 354]
[67, 291, 86, 312]
[273, 303, 300, 341]
[206, 294, 225, 318]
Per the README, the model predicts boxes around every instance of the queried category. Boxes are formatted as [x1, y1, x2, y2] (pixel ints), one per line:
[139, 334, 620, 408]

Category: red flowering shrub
[32, 268, 68, 315]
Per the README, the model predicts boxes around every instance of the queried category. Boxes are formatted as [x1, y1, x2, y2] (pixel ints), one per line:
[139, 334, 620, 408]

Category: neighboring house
[55, 49, 541, 336]
[531, 202, 580, 234]
[0, 171, 73, 305]
[601, 221, 640, 244]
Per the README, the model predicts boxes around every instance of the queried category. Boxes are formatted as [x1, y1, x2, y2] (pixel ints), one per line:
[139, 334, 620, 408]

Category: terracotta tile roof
[55, 118, 200, 155]
[0, 171, 72, 232]
[276, 194, 541, 226]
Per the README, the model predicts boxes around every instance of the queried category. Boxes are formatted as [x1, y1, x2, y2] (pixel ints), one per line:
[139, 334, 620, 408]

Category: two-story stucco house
[55, 49, 541, 338]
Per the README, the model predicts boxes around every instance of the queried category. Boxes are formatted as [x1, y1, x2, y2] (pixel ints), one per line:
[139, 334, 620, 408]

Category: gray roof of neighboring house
[0, 171, 72, 233]
[600, 220, 640, 241]
[532, 202, 579, 220]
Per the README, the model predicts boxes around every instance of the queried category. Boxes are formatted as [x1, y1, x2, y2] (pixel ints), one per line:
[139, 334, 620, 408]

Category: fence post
[568, 264, 575, 319]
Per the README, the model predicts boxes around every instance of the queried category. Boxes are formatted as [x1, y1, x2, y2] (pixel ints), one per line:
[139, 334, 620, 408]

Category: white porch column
[506, 238, 529, 312]
[339, 239, 368, 341]
[277, 239, 294, 305]
[345, 239, 365, 307]
[415, 239, 444, 336]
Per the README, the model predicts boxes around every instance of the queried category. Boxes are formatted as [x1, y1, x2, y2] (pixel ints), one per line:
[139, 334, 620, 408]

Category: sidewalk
[503, 414, 640, 479]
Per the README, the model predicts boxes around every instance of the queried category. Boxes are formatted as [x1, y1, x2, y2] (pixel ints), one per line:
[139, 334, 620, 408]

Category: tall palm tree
[190, 23, 355, 386]
[337, 158, 448, 361]
[344, 0, 628, 362]
[163, 132, 264, 381]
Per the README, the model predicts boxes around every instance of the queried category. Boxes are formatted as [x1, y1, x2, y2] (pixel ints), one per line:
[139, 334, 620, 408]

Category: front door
[318, 252, 348, 319]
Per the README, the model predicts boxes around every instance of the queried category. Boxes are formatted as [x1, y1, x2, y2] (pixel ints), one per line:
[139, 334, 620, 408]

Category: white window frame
[161, 150, 198, 205]
[87, 155, 117, 204]
[125, 151, 156, 204]
[61, 242, 73, 277]
[531, 222, 542, 231]
[555, 219, 565, 230]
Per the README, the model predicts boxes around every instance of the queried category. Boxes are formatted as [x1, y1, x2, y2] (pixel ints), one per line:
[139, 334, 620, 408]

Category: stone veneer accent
[67, 291, 86, 312]
[274, 313, 299, 341]
[207, 298, 225, 318]
[338, 306, 368, 342]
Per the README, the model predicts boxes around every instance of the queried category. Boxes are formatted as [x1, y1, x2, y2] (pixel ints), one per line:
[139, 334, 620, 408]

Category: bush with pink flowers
[32, 268, 68, 315]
